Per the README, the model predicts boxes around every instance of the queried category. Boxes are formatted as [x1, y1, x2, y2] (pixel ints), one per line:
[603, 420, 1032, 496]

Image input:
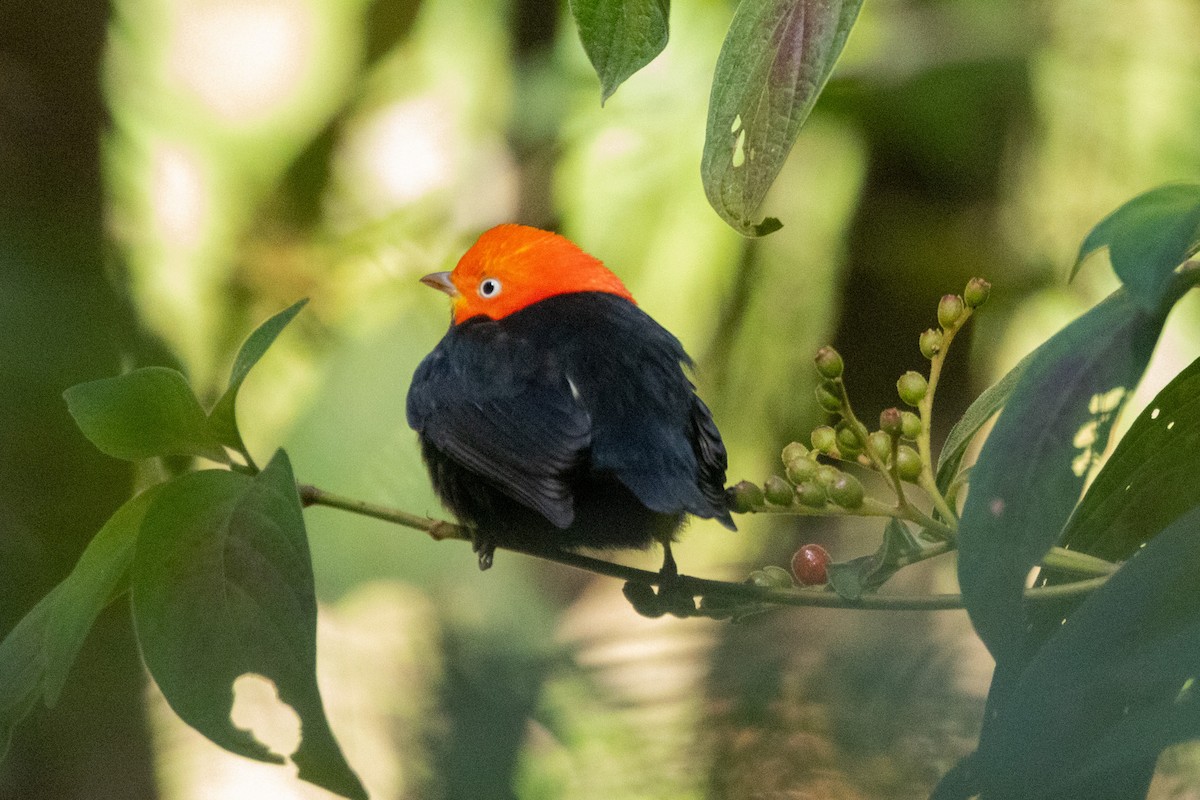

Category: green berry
[879, 407, 904, 437]
[623, 581, 665, 617]
[867, 430, 892, 462]
[815, 381, 843, 413]
[781, 441, 809, 465]
[728, 480, 764, 512]
[835, 424, 863, 457]
[900, 411, 923, 440]
[764, 475, 795, 506]
[896, 446, 923, 481]
[897, 371, 928, 406]
[785, 455, 819, 484]
[791, 544, 831, 586]
[795, 481, 827, 507]
[748, 566, 794, 589]
[816, 464, 840, 487]
[811, 425, 837, 453]
[828, 473, 865, 508]
[814, 346, 845, 379]
[964, 277, 991, 308]
[919, 328, 944, 359]
[938, 294, 966, 330]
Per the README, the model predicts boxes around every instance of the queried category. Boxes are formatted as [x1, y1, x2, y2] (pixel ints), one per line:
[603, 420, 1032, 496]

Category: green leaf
[0, 487, 159, 756]
[826, 520, 919, 601]
[132, 451, 365, 800]
[1072, 183, 1200, 311]
[969, 505, 1200, 799]
[569, 0, 669, 104]
[935, 349, 1034, 492]
[701, 0, 862, 236]
[957, 290, 1170, 664]
[1060, 355, 1200, 562]
[208, 299, 308, 456]
[65, 367, 228, 462]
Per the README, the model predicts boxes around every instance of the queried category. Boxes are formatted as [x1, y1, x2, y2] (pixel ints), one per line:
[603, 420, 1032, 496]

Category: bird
[406, 224, 736, 572]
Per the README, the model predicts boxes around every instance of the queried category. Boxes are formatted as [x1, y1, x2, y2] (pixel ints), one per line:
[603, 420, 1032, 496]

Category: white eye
[478, 278, 502, 298]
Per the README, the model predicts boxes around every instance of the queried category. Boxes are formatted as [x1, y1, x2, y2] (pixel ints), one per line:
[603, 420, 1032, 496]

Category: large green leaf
[64, 367, 227, 462]
[208, 299, 308, 456]
[701, 0, 862, 236]
[0, 487, 159, 756]
[132, 451, 365, 800]
[1073, 183, 1200, 312]
[968, 505, 1200, 799]
[569, 0, 669, 104]
[1060, 355, 1200, 561]
[956, 290, 1168, 663]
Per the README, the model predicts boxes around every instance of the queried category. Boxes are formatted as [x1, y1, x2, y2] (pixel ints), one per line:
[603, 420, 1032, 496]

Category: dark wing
[690, 395, 736, 530]
[407, 322, 592, 528]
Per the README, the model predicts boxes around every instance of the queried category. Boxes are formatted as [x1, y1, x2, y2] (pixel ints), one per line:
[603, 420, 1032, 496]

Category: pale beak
[420, 271, 459, 296]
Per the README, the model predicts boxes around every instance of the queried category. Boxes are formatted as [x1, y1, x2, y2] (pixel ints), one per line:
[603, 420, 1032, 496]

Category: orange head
[421, 224, 636, 324]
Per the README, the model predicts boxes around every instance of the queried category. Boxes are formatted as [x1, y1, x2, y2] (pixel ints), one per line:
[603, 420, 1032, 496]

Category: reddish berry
[791, 544, 831, 586]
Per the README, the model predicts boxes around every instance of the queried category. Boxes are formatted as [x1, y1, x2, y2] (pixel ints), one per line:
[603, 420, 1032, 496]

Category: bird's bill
[420, 271, 459, 296]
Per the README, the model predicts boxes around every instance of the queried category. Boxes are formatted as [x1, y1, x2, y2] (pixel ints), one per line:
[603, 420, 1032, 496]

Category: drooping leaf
[826, 519, 921, 601]
[132, 451, 365, 800]
[0, 487, 159, 755]
[969, 505, 1200, 799]
[1060, 355, 1200, 561]
[1072, 183, 1200, 312]
[64, 367, 227, 462]
[208, 299, 308, 456]
[957, 290, 1170, 664]
[701, 0, 862, 236]
[569, 0, 669, 104]
[935, 349, 1034, 492]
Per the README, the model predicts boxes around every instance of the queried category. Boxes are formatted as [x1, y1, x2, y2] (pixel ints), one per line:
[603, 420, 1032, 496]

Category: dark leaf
[972, 505, 1200, 799]
[64, 367, 227, 462]
[0, 487, 158, 756]
[569, 0, 669, 104]
[1073, 183, 1200, 311]
[701, 0, 862, 236]
[132, 451, 366, 800]
[825, 520, 918, 601]
[957, 290, 1169, 663]
[1060, 355, 1200, 562]
[208, 299, 308, 455]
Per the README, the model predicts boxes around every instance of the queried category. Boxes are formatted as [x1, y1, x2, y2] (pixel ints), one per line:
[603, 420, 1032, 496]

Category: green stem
[1042, 546, 1118, 577]
[916, 317, 966, 527]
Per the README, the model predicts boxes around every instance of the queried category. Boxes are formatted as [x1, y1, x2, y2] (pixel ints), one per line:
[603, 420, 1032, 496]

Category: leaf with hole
[701, 0, 862, 236]
[65, 367, 227, 462]
[569, 0, 669, 104]
[132, 451, 365, 800]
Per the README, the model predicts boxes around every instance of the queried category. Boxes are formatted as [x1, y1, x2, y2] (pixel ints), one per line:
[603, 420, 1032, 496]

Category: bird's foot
[655, 541, 695, 617]
[472, 536, 496, 571]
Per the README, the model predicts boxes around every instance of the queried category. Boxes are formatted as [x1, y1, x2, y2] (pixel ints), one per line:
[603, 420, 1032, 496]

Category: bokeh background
[2, 0, 1199, 797]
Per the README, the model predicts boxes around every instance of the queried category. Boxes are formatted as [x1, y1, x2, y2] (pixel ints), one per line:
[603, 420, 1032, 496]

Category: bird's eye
[478, 278, 502, 298]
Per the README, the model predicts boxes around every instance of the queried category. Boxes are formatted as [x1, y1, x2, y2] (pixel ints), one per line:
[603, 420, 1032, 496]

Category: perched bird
[407, 224, 735, 571]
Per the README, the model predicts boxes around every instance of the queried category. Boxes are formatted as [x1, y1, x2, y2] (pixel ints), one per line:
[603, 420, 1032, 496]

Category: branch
[297, 483, 1110, 613]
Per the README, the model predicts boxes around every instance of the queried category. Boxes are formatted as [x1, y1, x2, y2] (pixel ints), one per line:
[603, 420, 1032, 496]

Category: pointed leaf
[0, 487, 159, 755]
[972, 505, 1200, 799]
[209, 299, 308, 454]
[132, 451, 365, 800]
[1060, 355, 1200, 561]
[569, 0, 669, 104]
[1072, 183, 1200, 311]
[957, 290, 1169, 663]
[65, 367, 227, 462]
[701, 0, 862, 236]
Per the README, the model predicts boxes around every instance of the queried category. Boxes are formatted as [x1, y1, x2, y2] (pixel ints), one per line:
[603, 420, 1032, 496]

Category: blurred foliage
[0, 0, 1197, 797]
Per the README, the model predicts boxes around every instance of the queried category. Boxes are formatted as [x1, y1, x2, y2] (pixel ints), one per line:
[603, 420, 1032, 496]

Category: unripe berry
[748, 566, 794, 589]
[900, 411, 923, 440]
[867, 430, 892, 462]
[896, 445, 923, 481]
[835, 423, 863, 457]
[811, 425, 837, 454]
[785, 455, 819, 484]
[791, 544, 831, 586]
[781, 441, 809, 465]
[623, 581, 664, 617]
[897, 371, 928, 406]
[764, 475, 795, 506]
[815, 381, 843, 413]
[879, 407, 904, 437]
[815, 464, 840, 487]
[919, 328, 943, 359]
[938, 294, 966, 330]
[828, 473, 864, 509]
[964, 277, 991, 308]
[814, 346, 845, 379]
[795, 481, 827, 507]
[728, 480, 764, 512]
